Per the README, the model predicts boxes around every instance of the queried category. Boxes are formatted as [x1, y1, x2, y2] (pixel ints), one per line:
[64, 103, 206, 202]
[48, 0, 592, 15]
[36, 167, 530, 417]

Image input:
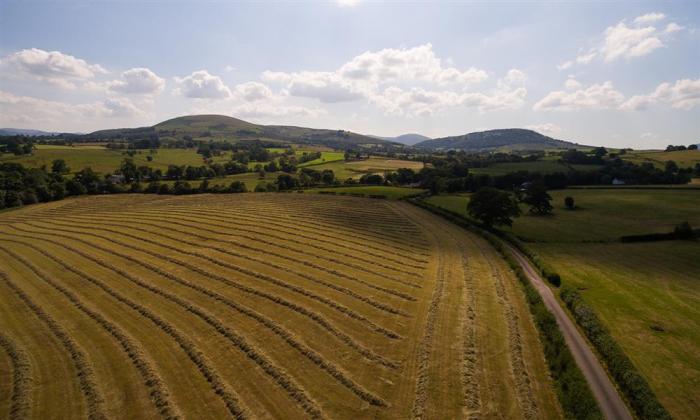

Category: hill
[0, 128, 62, 137]
[370, 133, 431, 146]
[89, 114, 396, 149]
[414, 128, 585, 151]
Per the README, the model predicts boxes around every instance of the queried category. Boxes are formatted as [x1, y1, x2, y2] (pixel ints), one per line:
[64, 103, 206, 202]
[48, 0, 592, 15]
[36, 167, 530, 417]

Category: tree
[51, 159, 69, 174]
[228, 181, 247, 193]
[467, 187, 521, 228]
[522, 183, 553, 214]
[564, 196, 575, 210]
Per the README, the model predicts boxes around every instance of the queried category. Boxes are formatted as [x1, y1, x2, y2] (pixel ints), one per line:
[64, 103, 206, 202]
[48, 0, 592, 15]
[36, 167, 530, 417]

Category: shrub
[546, 273, 561, 287]
[564, 196, 575, 210]
[228, 181, 247, 193]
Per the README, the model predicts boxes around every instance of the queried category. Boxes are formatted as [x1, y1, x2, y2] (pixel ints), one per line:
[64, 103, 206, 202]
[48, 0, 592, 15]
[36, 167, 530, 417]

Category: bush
[227, 181, 247, 193]
[564, 196, 575, 210]
[157, 184, 171, 195]
[546, 273, 561, 287]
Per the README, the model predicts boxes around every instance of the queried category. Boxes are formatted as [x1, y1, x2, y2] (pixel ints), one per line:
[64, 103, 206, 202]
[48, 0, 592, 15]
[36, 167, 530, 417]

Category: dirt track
[506, 244, 633, 420]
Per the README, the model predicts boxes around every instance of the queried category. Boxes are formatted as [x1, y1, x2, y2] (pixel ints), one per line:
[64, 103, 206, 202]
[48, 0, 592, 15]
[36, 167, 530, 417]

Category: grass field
[426, 189, 700, 418]
[311, 156, 424, 180]
[0, 145, 228, 174]
[0, 194, 561, 419]
[623, 149, 700, 169]
[298, 151, 345, 167]
[305, 185, 426, 199]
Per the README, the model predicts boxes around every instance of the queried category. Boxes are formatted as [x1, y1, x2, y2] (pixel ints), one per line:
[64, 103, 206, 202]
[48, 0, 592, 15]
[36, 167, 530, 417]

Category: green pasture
[0, 145, 229, 174]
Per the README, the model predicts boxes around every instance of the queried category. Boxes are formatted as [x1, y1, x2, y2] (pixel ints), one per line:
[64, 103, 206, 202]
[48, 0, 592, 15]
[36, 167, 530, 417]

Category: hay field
[0, 194, 560, 419]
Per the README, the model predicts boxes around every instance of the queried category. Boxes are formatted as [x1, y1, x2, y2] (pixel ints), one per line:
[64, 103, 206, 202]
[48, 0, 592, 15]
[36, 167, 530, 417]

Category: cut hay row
[74, 209, 423, 285]
[459, 253, 482, 418]
[0, 237, 249, 419]
[43, 218, 411, 317]
[410, 234, 449, 420]
[37, 199, 430, 258]
[134, 207, 427, 270]
[44, 204, 427, 271]
[208, 201, 431, 249]
[0, 269, 108, 420]
[0, 331, 32, 420]
[39, 216, 422, 297]
[0, 234, 310, 418]
[221, 198, 421, 228]
[240, 207, 430, 248]
[5, 226, 398, 378]
[173, 207, 429, 266]
[480, 246, 539, 419]
[0, 245, 181, 420]
[10, 222, 403, 342]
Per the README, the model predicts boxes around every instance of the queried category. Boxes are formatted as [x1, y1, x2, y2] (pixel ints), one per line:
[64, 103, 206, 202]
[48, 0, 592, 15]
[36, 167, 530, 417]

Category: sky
[0, 0, 698, 148]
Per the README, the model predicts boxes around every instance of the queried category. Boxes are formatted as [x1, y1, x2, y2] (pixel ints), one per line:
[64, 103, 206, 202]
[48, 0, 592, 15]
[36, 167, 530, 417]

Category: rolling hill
[370, 133, 431, 146]
[414, 128, 586, 151]
[89, 114, 396, 149]
[0, 128, 62, 137]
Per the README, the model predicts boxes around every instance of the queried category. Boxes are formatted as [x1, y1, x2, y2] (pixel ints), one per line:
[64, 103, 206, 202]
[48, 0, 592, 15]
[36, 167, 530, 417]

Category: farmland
[0, 193, 561, 419]
[310, 156, 424, 180]
[426, 188, 700, 418]
[0, 145, 224, 174]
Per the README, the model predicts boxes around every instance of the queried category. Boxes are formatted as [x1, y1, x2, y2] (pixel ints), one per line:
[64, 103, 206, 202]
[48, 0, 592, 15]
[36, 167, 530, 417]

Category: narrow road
[505, 244, 633, 420]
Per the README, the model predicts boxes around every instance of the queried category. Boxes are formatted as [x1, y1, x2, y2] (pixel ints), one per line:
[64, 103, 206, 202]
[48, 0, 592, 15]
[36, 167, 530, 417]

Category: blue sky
[1, 0, 698, 148]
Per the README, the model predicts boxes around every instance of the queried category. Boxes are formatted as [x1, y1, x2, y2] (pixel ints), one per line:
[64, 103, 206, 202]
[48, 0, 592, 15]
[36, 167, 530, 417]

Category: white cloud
[534, 81, 625, 111]
[0, 90, 144, 127]
[558, 13, 683, 69]
[260, 44, 510, 117]
[665, 23, 684, 33]
[0, 48, 106, 88]
[525, 123, 562, 136]
[108, 67, 165, 95]
[537, 77, 700, 112]
[622, 78, 700, 111]
[369, 69, 526, 116]
[232, 103, 327, 119]
[338, 43, 488, 86]
[174, 70, 231, 98]
[336, 0, 362, 7]
[233, 81, 273, 102]
[103, 97, 144, 117]
[565, 78, 582, 90]
[634, 12, 666, 24]
[263, 70, 364, 103]
[602, 22, 663, 61]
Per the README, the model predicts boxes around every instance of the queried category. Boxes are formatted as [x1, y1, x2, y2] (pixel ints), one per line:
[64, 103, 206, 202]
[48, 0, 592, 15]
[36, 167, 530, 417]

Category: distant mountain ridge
[370, 133, 431, 146]
[414, 128, 585, 151]
[0, 128, 62, 136]
[89, 114, 397, 149]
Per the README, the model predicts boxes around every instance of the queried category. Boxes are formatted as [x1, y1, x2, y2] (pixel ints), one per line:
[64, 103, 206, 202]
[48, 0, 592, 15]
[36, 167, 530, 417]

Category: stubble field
[0, 193, 560, 419]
